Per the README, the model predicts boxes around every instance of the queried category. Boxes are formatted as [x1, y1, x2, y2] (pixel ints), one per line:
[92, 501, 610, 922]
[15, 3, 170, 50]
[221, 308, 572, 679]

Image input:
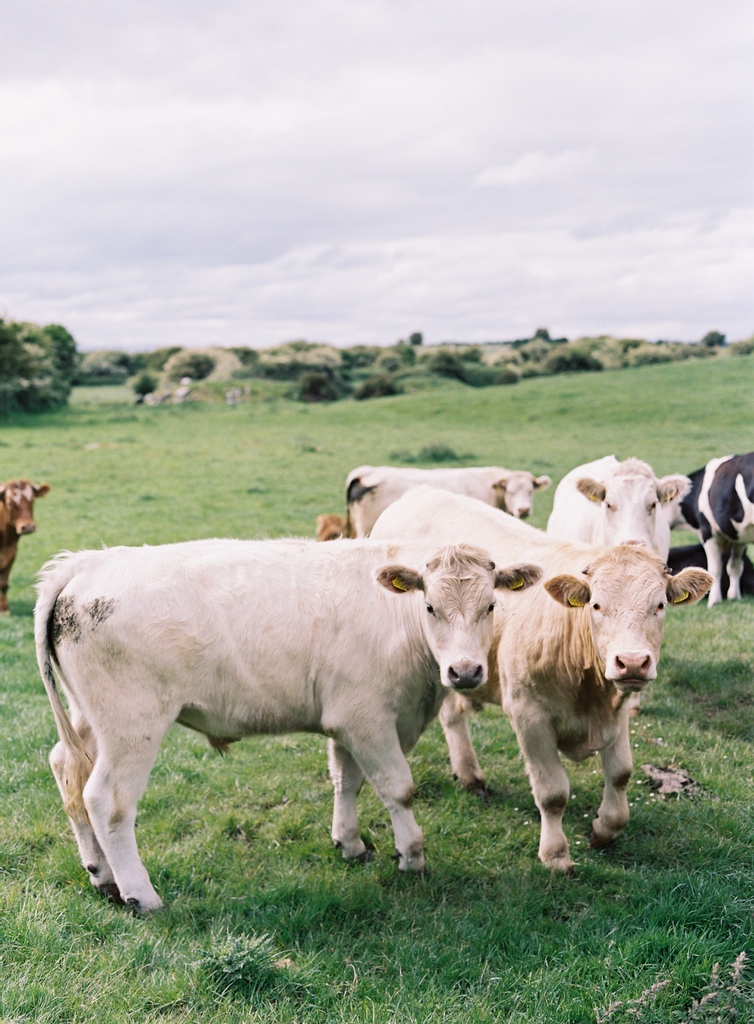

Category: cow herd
[1, 450, 751, 912]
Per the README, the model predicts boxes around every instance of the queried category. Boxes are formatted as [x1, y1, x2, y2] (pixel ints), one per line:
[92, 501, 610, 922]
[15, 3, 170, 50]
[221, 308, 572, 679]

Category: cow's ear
[666, 568, 712, 605]
[576, 477, 606, 503]
[494, 563, 543, 592]
[544, 574, 591, 608]
[492, 476, 509, 493]
[657, 474, 691, 504]
[534, 475, 552, 490]
[376, 565, 424, 594]
[33, 483, 50, 498]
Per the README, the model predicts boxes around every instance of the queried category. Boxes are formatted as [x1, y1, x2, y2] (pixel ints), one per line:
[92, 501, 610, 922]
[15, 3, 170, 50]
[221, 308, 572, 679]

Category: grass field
[1, 356, 753, 1022]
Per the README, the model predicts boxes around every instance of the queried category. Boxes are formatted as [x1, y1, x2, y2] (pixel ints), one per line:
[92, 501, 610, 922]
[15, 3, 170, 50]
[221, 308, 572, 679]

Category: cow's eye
[487, 603, 495, 615]
[425, 603, 435, 616]
[592, 602, 602, 611]
[606, 503, 616, 512]
[656, 601, 665, 613]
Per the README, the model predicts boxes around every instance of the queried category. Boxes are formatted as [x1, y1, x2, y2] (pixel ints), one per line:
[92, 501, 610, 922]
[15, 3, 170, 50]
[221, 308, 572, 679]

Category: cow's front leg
[328, 739, 368, 861]
[703, 537, 724, 607]
[512, 710, 573, 872]
[591, 716, 632, 848]
[726, 543, 747, 600]
[439, 692, 487, 796]
[346, 728, 424, 872]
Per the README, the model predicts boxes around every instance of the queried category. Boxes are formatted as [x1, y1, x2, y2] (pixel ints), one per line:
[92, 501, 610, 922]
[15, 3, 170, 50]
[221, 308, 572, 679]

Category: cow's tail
[34, 553, 92, 824]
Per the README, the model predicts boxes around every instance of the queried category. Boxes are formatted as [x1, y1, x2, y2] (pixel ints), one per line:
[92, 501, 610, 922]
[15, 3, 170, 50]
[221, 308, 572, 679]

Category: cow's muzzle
[446, 660, 485, 690]
[606, 651, 656, 689]
[17, 523, 36, 535]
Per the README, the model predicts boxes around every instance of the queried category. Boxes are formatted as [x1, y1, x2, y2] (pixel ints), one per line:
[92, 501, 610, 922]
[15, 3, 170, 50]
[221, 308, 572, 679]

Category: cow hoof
[456, 775, 489, 797]
[126, 895, 165, 915]
[541, 852, 574, 874]
[96, 881, 125, 905]
[590, 827, 616, 850]
[393, 848, 425, 873]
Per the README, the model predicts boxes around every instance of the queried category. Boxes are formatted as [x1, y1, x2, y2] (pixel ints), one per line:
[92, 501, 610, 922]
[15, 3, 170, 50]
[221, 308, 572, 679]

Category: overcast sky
[1, 1, 752, 352]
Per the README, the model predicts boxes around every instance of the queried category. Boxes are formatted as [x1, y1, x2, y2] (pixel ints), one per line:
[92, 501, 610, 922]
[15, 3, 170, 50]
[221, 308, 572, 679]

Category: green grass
[1, 356, 753, 1022]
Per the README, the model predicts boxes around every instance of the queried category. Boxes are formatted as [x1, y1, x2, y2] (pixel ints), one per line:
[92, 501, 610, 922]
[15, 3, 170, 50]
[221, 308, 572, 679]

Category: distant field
[1, 355, 753, 1022]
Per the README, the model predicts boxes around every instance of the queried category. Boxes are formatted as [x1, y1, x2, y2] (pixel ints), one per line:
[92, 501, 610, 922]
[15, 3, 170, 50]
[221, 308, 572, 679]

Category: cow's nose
[18, 523, 36, 535]
[447, 661, 485, 690]
[518, 508, 531, 519]
[609, 651, 655, 686]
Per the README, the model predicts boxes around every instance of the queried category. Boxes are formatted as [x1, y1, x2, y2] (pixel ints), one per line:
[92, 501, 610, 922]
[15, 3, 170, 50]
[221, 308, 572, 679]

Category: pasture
[1, 355, 753, 1022]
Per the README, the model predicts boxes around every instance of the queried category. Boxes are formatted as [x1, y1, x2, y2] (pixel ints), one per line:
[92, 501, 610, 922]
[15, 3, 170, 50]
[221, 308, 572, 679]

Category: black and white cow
[673, 453, 754, 607]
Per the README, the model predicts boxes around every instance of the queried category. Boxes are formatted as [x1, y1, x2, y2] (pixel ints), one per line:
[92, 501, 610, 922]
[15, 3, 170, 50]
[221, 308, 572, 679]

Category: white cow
[372, 489, 711, 871]
[346, 465, 552, 537]
[35, 537, 542, 911]
[546, 456, 690, 561]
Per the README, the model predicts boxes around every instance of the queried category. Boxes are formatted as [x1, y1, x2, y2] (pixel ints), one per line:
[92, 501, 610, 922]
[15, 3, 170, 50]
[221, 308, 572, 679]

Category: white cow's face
[576, 467, 689, 554]
[544, 546, 712, 691]
[377, 545, 542, 690]
[494, 472, 551, 519]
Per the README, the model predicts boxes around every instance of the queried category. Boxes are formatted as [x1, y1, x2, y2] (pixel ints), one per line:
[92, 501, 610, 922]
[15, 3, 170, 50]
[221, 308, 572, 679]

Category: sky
[1, 0, 752, 352]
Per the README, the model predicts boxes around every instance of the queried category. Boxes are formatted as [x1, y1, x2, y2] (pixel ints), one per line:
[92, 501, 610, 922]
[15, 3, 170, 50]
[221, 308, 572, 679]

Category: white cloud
[0, 0, 752, 349]
[474, 150, 595, 188]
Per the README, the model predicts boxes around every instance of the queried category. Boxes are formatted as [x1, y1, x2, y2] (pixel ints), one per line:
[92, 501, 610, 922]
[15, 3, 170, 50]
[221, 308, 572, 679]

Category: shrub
[495, 366, 520, 385]
[458, 362, 498, 387]
[0, 318, 78, 413]
[256, 342, 342, 380]
[229, 346, 260, 368]
[297, 370, 340, 402]
[139, 346, 182, 372]
[75, 350, 135, 385]
[408, 331, 423, 346]
[131, 371, 158, 396]
[163, 350, 216, 382]
[340, 346, 381, 372]
[458, 345, 483, 363]
[428, 350, 466, 380]
[730, 335, 754, 356]
[701, 329, 726, 348]
[353, 374, 402, 400]
[625, 344, 676, 367]
[542, 342, 603, 374]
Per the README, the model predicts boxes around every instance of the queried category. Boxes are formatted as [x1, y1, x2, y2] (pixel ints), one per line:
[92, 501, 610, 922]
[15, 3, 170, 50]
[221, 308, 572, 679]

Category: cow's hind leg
[345, 727, 424, 872]
[591, 721, 632, 849]
[726, 543, 747, 600]
[439, 693, 488, 796]
[328, 740, 368, 861]
[703, 537, 725, 607]
[49, 717, 122, 903]
[83, 730, 168, 913]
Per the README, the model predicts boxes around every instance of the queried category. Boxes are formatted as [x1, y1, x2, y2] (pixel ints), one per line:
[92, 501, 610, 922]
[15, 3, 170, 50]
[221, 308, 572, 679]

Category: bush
[458, 362, 498, 387]
[0, 318, 78, 413]
[428, 350, 466, 381]
[256, 342, 342, 381]
[730, 335, 754, 356]
[163, 350, 216, 382]
[131, 371, 158, 396]
[701, 330, 726, 348]
[353, 374, 402, 400]
[75, 350, 135, 385]
[625, 344, 676, 367]
[138, 346, 182, 372]
[297, 370, 340, 402]
[340, 346, 381, 372]
[542, 343, 603, 374]
[495, 366, 520, 385]
[229, 346, 260, 368]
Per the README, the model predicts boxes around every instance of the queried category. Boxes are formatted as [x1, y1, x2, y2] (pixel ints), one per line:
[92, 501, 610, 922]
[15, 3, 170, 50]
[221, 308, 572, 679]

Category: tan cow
[35, 536, 541, 910]
[372, 488, 711, 871]
[315, 512, 354, 542]
[1, 479, 50, 614]
[346, 465, 552, 536]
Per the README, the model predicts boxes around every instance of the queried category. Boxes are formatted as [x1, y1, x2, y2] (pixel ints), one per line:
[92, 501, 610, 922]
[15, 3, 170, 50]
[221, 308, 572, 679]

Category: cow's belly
[556, 713, 621, 762]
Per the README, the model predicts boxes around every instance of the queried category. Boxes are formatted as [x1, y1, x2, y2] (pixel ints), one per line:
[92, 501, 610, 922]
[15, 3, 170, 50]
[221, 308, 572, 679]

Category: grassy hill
[1, 354, 753, 1022]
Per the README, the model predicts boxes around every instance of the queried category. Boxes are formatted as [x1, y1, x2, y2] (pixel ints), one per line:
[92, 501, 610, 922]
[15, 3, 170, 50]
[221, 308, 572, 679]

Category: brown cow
[315, 513, 354, 542]
[372, 487, 711, 871]
[1, 480, 50, 614]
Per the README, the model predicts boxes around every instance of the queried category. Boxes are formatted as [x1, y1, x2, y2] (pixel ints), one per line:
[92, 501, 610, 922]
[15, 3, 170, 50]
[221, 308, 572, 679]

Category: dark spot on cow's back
[84, 597, 116, 628]
[52, 596, 82, 645]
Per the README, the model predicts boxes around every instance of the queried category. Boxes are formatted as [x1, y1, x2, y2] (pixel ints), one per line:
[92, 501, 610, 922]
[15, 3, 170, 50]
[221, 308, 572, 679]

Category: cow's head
[544, 544, 711, 691]
[315, 513, 352, 542]
[377, 544, 543, 690]
[493, 471, 552, 519]
[0, 480, 50, 535]
[576, 459, 690, 550]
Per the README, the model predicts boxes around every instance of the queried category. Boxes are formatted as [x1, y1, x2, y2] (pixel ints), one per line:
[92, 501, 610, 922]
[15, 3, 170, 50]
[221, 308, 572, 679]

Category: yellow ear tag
[568, 595, 585, 607]
[510, 578, 524, 590]
[392, 577, 409, 592]
[673, 591, 690, 604]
